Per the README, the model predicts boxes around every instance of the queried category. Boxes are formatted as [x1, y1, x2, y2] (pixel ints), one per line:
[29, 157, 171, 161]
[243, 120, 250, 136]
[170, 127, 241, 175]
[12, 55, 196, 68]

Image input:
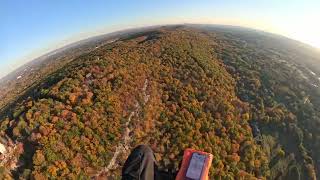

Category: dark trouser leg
[122, 145, 155, 180]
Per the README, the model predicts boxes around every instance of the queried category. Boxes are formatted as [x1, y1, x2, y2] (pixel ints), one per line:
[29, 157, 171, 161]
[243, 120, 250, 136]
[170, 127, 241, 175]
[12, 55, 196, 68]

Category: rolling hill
[0, 25, 319, 180]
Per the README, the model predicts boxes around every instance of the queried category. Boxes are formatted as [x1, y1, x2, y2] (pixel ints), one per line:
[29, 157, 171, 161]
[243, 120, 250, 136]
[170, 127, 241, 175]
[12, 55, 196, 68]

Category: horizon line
[1, 22, 320, 80]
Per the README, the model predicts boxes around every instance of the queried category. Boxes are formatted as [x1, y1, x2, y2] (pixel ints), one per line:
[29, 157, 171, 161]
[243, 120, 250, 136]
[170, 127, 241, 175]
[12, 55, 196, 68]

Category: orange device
[176, 148, 213, 180]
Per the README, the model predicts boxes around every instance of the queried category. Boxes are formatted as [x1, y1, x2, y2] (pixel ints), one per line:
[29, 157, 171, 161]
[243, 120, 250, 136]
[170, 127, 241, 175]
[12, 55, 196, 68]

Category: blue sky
[1, 0, 320, 78]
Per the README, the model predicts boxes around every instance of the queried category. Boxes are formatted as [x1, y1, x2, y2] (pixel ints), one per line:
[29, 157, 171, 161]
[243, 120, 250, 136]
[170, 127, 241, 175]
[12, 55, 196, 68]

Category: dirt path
[94, 79, 150, 178]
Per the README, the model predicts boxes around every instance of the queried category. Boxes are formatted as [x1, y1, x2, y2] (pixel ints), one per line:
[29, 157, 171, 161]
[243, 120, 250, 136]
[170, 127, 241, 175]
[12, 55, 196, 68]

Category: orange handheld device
[176, 148, 213, 180]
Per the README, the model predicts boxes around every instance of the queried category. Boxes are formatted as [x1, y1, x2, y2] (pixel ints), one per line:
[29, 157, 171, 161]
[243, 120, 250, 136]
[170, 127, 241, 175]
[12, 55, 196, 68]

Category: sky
[1, 0, 320, 78]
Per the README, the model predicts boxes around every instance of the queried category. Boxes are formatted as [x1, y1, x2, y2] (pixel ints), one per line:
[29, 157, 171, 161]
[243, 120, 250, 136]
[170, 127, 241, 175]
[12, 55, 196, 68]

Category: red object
[176, 148, 213, 180]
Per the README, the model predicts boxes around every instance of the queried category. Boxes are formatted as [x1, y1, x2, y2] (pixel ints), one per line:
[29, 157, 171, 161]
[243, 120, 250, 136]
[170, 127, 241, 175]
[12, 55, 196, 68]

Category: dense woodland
[0, 26, 319, 179]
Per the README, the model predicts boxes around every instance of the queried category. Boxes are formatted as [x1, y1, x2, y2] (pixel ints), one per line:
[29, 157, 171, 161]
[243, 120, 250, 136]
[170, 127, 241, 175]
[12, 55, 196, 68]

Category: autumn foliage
[0, 26, 319, 179]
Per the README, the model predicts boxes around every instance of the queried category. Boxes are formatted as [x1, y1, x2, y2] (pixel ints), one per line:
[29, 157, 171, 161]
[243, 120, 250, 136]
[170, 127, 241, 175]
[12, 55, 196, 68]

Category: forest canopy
[0, 25, 319, 180]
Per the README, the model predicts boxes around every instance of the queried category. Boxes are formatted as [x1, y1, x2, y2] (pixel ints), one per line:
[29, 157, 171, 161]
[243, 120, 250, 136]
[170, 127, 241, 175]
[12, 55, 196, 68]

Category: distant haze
[1, 0, 319, 79]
